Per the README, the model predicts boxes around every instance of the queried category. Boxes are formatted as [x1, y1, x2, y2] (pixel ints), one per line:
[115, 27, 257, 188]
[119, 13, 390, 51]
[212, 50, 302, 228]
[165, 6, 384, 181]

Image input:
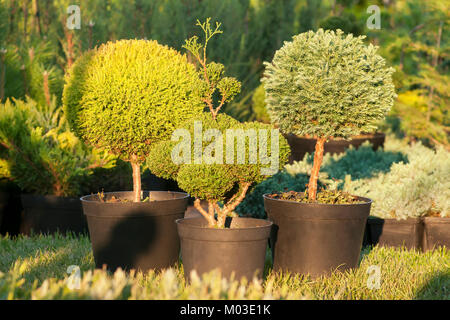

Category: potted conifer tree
[63, 39, 205, 272]
[147, 19, 290, 281]
[262, 29, 396, 277]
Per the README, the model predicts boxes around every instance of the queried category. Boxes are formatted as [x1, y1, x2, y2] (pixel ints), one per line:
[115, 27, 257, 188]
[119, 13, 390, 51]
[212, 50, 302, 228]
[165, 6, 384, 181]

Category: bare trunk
[23, 1, 28, 38]
[32, 0, 42, 35]
[194, 199, 216, 227]
[0, 53, 5, 102]
[308, 138, 326, 201]
[131, 158, 141, 202]
[43, 71, 51, 106]
[66, 31, 74, 69]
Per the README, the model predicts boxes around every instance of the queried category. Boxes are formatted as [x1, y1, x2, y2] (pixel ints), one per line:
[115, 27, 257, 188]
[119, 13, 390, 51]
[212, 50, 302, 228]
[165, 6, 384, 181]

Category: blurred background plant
[0, 97, 116, 197]
[0, 0, 447, 149]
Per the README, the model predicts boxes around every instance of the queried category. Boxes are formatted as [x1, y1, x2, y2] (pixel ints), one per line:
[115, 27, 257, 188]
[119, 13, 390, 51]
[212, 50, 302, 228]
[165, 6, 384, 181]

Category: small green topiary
[147, 19, 290, 228]
[263, 29, 396, 201]
[63, 39, 204, 202]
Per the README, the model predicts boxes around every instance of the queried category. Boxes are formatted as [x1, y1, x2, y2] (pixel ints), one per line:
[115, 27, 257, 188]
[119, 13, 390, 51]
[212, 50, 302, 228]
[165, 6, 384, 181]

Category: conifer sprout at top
[63, 39, 204, 202]
[263, 29, 396, 201]
[147, 19, 290, 228]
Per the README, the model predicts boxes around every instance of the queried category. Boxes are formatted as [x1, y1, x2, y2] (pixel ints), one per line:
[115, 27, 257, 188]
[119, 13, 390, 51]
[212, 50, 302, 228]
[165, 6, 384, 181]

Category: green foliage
[63, 39, 204, 161]
[319, 12, 363, 36]
[321, 144, 408, 181]
[263, 29, 396, 139]
[148, 19, 290, 226]
[183, 19, 241, 119]
[0, 98, 115, 197]
[148, 112, 290, 202]
[251, 84, 270, 123]
[344, 143, 450, 219]
[0, 234, 449, 300]
[236, 171, 310, 218]
[238, 140, 408, 218]
[177, 164, 236, 202]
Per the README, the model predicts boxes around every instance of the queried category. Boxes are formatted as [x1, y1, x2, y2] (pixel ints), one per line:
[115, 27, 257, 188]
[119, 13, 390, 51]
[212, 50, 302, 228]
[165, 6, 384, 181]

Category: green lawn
[0, 234, 448, 300]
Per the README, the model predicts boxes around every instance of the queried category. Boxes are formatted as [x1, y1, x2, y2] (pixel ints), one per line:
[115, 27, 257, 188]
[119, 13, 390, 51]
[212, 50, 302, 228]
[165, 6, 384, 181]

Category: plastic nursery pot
[20, 194, 87, 235]
[367, 217, 423, 251]
[285, 132, 386, 163]
[263, 194, 371, 278]
[81, 191, 188, 272]
[0, 183, 22, 236]
[176, 217, 272, 281]
[423, 217, 450, 251]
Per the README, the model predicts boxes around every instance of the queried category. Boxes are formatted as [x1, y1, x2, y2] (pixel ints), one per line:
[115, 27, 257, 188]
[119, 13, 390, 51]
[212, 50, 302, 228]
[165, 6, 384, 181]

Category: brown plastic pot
[286, 132, 385, 162]
[81, 191, 188, 272]
[367, 217, 423, 250]
[423, 217, 450, 251]
[264, 194, 371, 278]
[20, 194, 87, 235]
[176, 217, 272, 281]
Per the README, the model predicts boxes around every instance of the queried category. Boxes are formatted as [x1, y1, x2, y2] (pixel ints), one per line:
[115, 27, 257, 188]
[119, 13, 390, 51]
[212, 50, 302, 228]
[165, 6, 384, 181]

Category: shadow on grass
[414, 271, 450, 300]
[0, 233, 93, 285]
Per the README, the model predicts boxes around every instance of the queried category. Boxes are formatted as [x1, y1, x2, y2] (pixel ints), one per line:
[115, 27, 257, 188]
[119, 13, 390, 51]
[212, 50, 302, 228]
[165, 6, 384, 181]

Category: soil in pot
[20, 194, 88, 235]
[423, 217, 449, 251]
[81, 191, 188, 272]
[264, 193, 371, 278]
[367, 217, 423, 251]
[177, 217, 272, 281]
[286, 132, 386, 163]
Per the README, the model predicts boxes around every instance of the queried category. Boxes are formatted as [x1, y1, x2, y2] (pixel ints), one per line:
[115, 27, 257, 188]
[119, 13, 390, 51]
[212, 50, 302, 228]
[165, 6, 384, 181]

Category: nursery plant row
[0, 21, 448, 281]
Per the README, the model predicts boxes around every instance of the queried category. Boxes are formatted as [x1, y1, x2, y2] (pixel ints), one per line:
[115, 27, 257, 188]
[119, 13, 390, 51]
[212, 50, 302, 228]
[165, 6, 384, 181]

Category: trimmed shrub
[63, 39, 204, 201]
[263, 29, 396, 200]
[147, 19, 290, 228]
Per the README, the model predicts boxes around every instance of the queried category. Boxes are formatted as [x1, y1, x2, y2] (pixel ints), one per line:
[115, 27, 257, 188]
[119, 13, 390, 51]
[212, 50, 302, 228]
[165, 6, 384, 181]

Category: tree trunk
[32, 0, 42, 35]
[308, 137, 326, 201]
[131, 158, 141, 203]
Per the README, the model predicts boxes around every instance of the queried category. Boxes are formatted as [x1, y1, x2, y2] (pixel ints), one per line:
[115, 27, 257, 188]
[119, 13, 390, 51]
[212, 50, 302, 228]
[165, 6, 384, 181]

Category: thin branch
[194, 199, 216, 227]
[223, 182, 251, 215]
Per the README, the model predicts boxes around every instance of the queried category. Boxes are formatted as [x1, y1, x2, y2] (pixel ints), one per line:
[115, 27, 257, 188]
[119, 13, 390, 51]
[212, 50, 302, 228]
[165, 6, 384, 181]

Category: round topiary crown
[263, 29, 396, 139]
[63, 39, 204, 161]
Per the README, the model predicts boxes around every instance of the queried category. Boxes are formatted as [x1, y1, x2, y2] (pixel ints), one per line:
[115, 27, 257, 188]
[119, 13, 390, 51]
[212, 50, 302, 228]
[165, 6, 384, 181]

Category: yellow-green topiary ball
[63, 39, 204, 161]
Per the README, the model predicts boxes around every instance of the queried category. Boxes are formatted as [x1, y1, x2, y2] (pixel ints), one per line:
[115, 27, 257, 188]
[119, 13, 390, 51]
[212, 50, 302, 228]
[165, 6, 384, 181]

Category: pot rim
[80, 190, 189, 203]
[367, 216, 423, 223]
[285, 132, 385, 140]
[175, 217, 273, 231]
[263, 193, 372, 207]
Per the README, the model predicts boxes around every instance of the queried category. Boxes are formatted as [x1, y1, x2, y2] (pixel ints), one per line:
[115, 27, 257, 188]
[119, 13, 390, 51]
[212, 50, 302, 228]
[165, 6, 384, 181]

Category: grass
[0, 233, 448, 300]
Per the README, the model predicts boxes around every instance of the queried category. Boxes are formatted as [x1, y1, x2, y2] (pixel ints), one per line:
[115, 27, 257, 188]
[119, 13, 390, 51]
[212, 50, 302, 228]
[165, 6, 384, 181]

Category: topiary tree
[63, 39, 204, 202]
[147, 19, 290, 228]
[263, 29, 396, 201]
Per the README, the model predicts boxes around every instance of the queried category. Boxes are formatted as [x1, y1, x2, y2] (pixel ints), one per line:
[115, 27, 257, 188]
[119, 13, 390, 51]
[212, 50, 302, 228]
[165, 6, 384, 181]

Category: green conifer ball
[63, 39, 204, 160]
[263, 29, 396, 139]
